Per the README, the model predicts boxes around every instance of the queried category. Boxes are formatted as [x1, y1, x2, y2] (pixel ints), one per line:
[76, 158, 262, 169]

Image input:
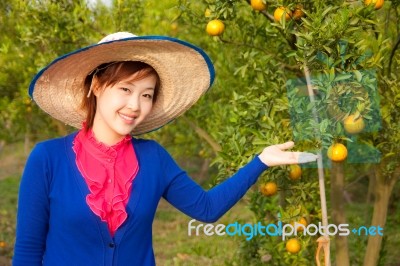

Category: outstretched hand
[258, 141, 318, 167]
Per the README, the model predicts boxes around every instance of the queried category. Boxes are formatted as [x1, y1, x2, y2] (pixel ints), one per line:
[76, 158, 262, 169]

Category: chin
[117, 129, 135, 136]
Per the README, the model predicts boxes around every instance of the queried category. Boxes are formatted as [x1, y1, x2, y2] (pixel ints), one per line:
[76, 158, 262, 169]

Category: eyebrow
[118, 82, 155, 90]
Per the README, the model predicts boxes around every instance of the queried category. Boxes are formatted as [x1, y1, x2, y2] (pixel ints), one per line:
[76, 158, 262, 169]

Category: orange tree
[0, 0, 148, 145]
[177, 0, 400, 265]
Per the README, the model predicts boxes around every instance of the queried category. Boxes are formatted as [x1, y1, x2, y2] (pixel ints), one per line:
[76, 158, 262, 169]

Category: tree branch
[243, 0, 297, 50]
[181, 116, 221, 154]
[388, 34, 400, 75]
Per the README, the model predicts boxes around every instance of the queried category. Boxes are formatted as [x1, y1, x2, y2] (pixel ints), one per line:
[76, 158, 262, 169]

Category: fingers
[275, 141, 295, 150]
[276, 141, 318, 163]
[297, 152, 319, 164]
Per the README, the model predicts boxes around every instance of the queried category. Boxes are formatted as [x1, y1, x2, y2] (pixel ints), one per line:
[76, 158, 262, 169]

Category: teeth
[119, 113, 135, 121]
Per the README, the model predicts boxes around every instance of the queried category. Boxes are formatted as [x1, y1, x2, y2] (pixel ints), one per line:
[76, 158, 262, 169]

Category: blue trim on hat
[28, 35, 215, 98]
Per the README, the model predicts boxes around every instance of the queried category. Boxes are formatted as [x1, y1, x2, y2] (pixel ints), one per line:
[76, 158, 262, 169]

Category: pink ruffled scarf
[72, 128, 138, 236]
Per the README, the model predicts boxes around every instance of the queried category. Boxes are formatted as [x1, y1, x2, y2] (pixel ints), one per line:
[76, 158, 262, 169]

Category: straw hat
[29, 32, 215, 135]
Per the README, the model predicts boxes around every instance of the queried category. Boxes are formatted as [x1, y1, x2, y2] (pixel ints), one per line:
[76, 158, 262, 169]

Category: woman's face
[92, 73, 157, 145]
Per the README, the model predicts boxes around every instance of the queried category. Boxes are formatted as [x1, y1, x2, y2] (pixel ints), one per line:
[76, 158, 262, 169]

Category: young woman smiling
[13, 32, 317, 266]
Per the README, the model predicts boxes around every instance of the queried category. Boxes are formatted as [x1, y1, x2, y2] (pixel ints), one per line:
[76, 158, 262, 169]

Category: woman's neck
[89, 126, 125, 147]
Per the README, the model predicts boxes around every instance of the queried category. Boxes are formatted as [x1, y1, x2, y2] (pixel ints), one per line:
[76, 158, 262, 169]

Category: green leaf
[354, 70, 362, 82]
[333, 74, 352, 82]
[321, 6, 334, 17]
[323, 45, 333, 54]
[329, 68, 335, 82]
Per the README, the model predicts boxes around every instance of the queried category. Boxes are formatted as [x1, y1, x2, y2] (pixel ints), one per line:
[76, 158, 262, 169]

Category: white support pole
[303, 64, 331, 266]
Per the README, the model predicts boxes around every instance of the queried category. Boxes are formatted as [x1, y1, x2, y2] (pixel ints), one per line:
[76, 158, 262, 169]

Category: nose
[126, 94, 140, 111]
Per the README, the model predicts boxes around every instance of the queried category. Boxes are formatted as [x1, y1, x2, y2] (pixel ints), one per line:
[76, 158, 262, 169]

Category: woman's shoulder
[33, 132, 77, 152]
[132, 137, 162, 150]
[131, 137, 170, 156]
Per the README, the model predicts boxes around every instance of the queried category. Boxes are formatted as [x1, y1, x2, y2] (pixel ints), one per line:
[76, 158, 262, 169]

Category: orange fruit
[327, 143, 348, 162]
[293, 5, 304, 20]
[250, 0, 267, 11]
[0, 241, 6, 248]
[260, 182, 278, 196]
[289, 164, 302, 180]
[170, 22, 178, 31]
[364, 0, 384, 10]
[286, 238, 301, 254]
[206, 19, 225, 36]
[292, 217, 308, 231]
[343, 114, 365, 134]
[274, 6, 292, 23]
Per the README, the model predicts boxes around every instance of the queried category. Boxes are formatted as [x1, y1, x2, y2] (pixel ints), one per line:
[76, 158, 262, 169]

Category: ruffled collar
[72, 128, 138, 236]
[85, 129, 132, 157]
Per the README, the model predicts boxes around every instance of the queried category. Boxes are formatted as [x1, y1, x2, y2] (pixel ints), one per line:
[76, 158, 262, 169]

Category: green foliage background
[1, 0, 400, 265]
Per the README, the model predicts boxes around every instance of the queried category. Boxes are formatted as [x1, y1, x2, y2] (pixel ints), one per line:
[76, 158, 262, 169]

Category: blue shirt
[13, 132, 268, 265]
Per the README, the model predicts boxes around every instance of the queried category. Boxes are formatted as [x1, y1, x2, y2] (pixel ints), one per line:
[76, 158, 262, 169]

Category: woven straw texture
[32, 38, 213, 135]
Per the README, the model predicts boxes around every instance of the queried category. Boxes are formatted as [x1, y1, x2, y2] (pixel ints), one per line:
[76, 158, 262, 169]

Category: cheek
[98, 93, 124, 110]
[145, 101, 154, 112]
[97, 97, 110, 112]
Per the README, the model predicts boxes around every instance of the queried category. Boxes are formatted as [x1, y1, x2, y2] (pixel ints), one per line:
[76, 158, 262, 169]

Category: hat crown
[98, 32, 137, 44]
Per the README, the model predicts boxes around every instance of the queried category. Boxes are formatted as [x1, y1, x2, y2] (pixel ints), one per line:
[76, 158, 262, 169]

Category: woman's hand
[258, 141, 318, 167]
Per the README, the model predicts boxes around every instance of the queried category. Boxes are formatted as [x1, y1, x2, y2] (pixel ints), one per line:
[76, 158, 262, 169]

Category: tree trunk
[181, 116, 221, 154]
[363, 165, 398, 266]
[331, 162, 350, 266]
[197, 159, 210, 185]
[366, 168, 376, 205]
[0, 140, 5, 154]
[365, 168, 376, 223]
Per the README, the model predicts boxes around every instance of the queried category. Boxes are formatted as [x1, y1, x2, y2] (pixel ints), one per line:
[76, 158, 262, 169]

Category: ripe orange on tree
[289, 164, 302, 180]
[343, 114, 365, 134]
[327, 143, 348, 162]
[286, 238, 301, 254]
[206, 19, 225, 36]
[260, 181, 278, 196]
[292, 5, 304, 20]
[170, 22, 178, 32]
[364, 0, 384, 10]
[274, 6, 292, 23]
[291, 217, 308, 232]
[250, 0, 267, 11]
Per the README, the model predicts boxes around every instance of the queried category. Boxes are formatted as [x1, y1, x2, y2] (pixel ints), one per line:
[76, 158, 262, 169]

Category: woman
[13, 32, 317, 266]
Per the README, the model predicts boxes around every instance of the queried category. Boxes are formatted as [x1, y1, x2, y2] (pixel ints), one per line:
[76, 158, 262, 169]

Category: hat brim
[29, 36, 215, 135]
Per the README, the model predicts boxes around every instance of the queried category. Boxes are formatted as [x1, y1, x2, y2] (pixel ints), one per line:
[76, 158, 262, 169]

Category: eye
[143, 93, 153, 99]
[120, 87, 131, 93]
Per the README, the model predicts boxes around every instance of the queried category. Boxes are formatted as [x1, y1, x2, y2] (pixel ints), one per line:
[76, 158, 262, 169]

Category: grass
[153, 199, 253, 266]
[0, 143, 25, 265]
[0, 142, 27, 181]
[0, 176, 19, 266]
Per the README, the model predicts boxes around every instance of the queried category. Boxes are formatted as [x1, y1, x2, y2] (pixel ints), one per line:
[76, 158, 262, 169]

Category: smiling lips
[119, 112, 137, 124]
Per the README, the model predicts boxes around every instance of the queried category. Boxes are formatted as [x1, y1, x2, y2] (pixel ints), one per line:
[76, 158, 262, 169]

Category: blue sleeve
[13, 144, 50, 266]
[159, 144, 268, 223]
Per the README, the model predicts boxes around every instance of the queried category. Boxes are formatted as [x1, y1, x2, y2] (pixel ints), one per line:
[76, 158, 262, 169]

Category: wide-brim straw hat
[29, 32, 215, 135]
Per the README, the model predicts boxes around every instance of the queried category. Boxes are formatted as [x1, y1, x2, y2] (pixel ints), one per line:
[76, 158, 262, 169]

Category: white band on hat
[98, 32, 137, 44]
